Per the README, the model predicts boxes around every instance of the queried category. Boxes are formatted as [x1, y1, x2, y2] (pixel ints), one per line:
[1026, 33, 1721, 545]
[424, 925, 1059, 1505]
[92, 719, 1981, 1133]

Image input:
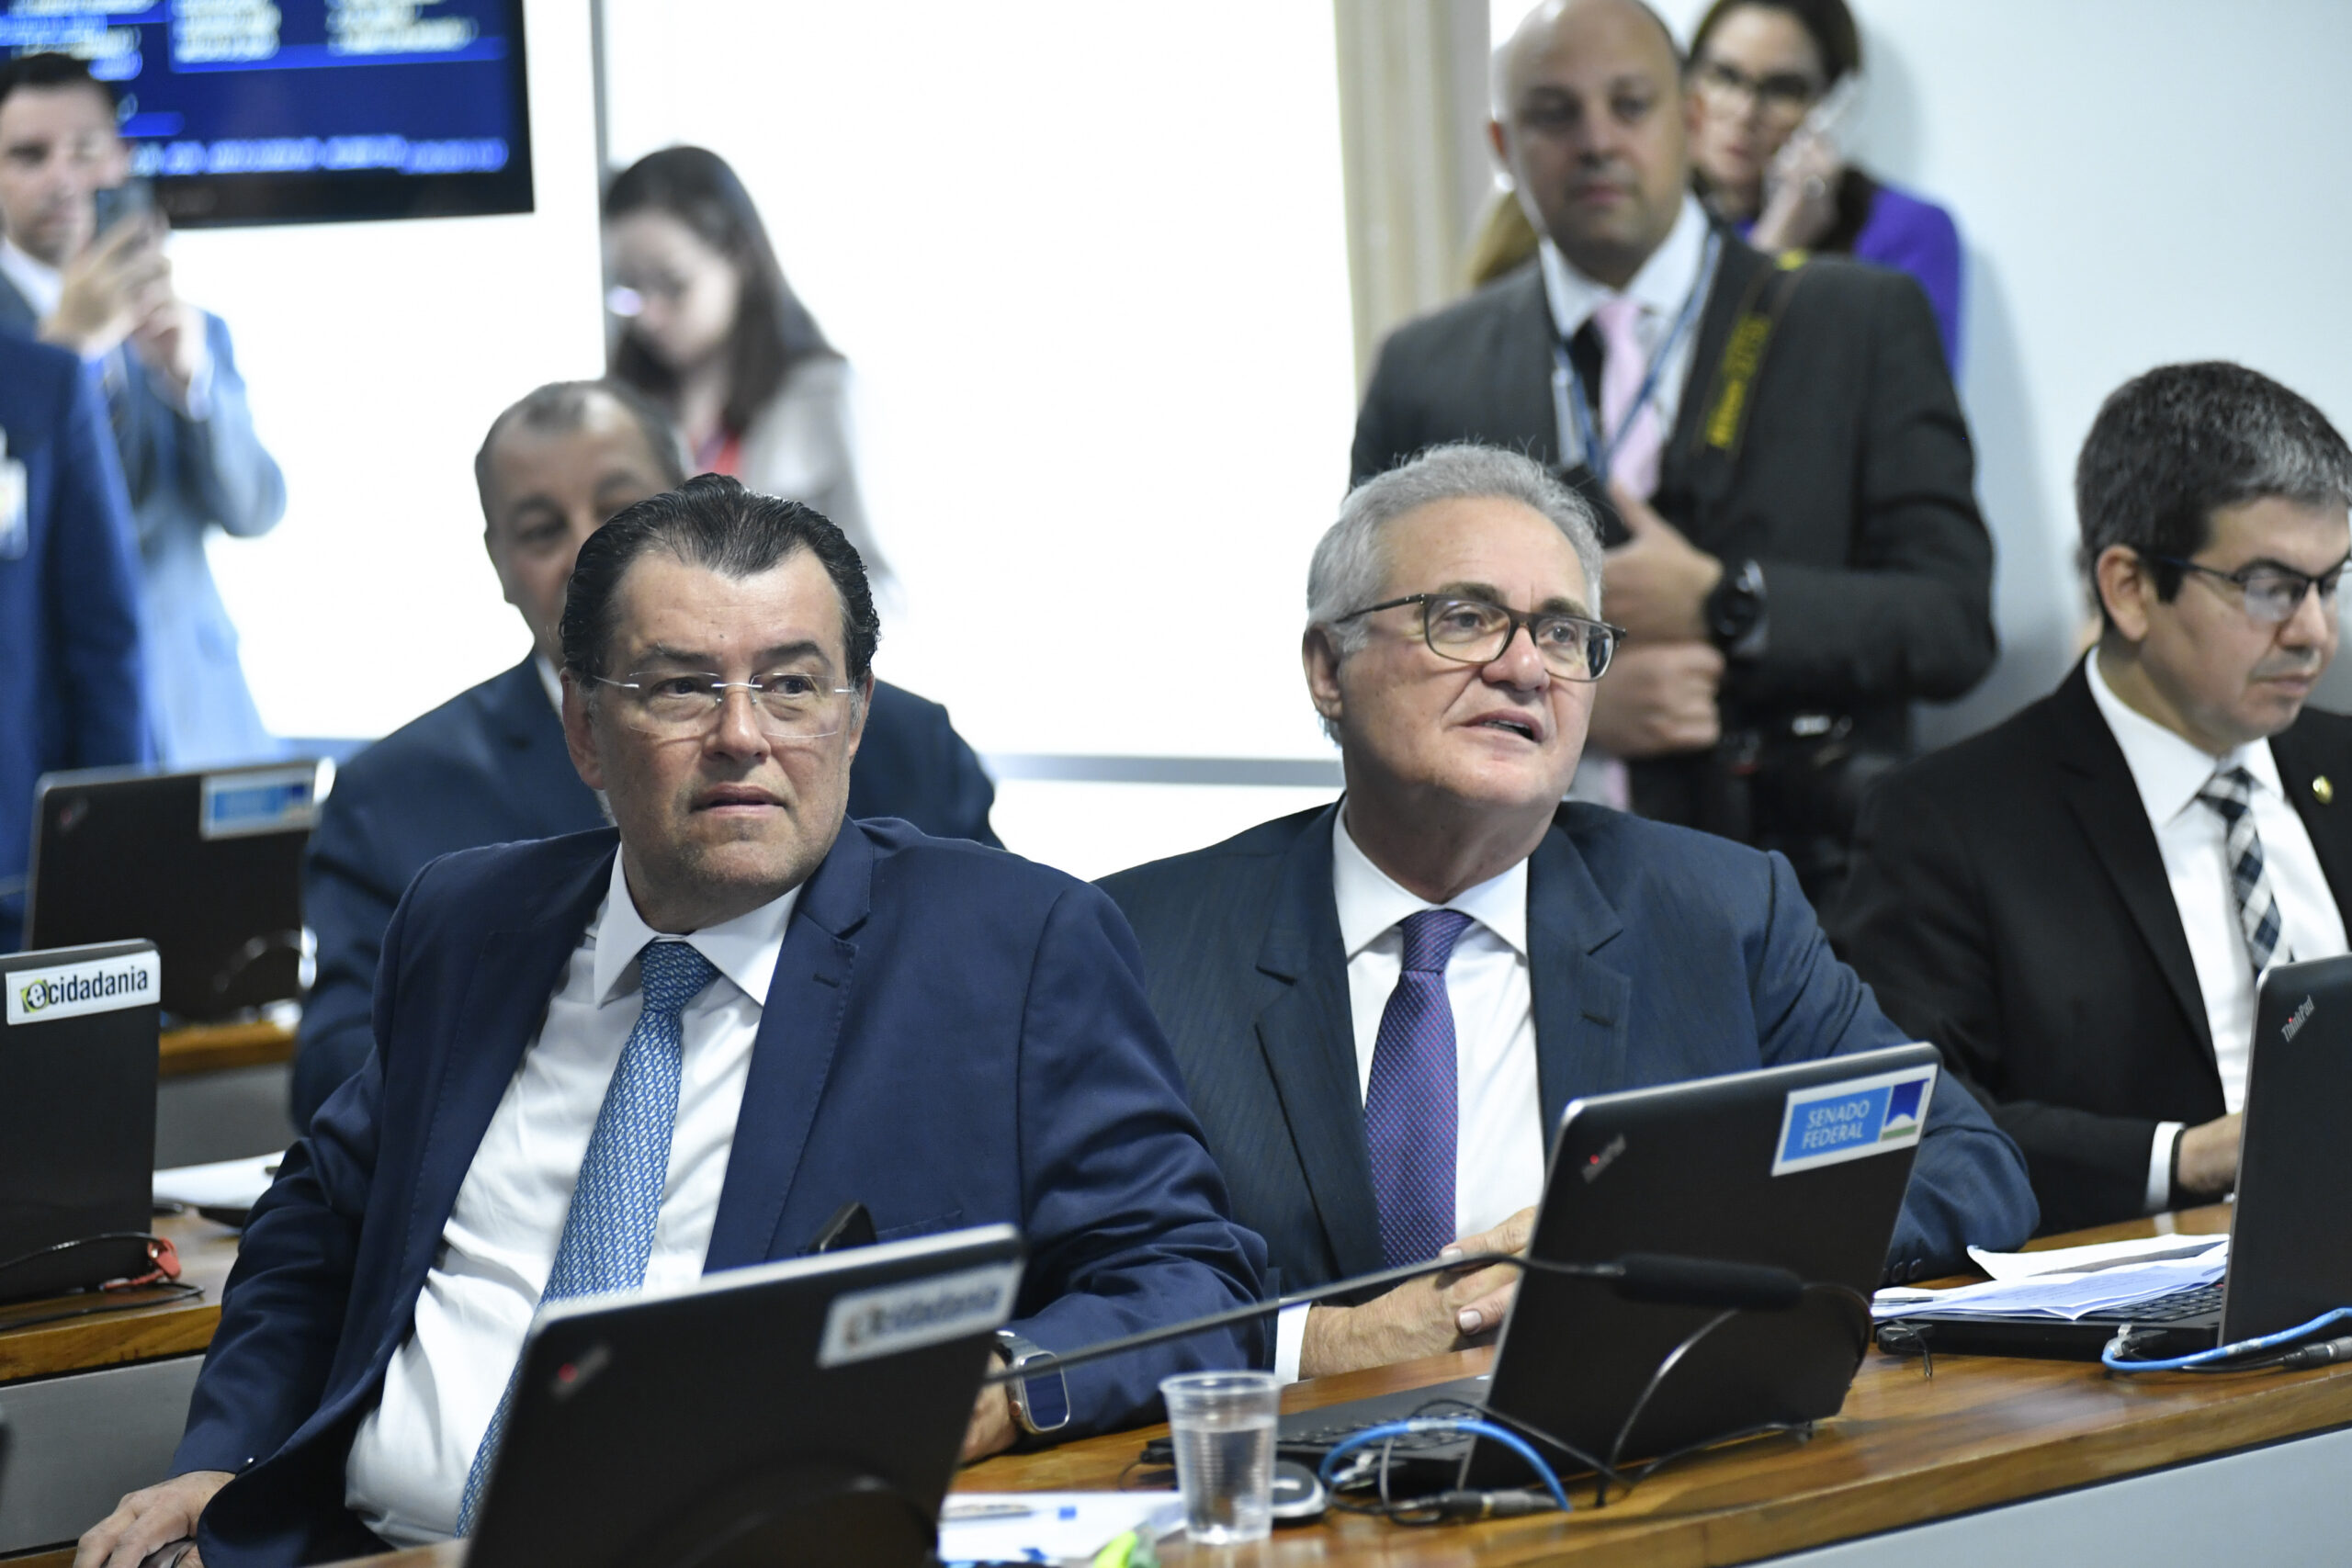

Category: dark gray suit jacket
[1351, 237, 1994, 774]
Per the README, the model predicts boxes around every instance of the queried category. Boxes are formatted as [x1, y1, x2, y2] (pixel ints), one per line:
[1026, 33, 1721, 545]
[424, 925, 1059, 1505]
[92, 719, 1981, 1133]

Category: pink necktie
[1590, 295, 1664, 500]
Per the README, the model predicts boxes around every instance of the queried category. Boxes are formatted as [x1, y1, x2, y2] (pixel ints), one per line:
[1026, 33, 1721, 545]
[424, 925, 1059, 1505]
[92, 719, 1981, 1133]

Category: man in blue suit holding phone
[80, 478, 1262, 1566]
[0, 330, 149, 952]
[1100, 445, 2034, 1382]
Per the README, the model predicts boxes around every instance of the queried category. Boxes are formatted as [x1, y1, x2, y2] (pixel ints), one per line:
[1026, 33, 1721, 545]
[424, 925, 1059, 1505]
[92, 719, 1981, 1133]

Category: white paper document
[1872, 1250, 2226, 1322]
[153, 1152, 284, 1213]
[936, 1492, 1183, 1565]
[1964, 1233, 2228, 1282]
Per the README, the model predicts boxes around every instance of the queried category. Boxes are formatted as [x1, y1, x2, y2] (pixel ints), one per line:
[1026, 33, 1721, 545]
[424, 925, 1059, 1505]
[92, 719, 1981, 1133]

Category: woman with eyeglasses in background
[1686, 0, 1964, 369]
[602, 145, 888, 581]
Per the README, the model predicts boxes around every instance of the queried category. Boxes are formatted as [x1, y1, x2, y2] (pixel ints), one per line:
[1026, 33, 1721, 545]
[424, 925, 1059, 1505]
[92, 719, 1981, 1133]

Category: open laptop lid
[1467, 1043, 1935, 1482]
[2223, 955, 2352, 1342]
[467, 1224, 1024, 1568]
[28, 761, 325, 1021]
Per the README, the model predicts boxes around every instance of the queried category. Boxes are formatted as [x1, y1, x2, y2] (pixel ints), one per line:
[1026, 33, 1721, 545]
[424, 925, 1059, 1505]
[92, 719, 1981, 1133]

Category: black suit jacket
[291, 658, 999, 1124]
[1829, 660, 2352, 1233]
[1351, 240, 1994, 769]
[1099, 803, 2036, 1292]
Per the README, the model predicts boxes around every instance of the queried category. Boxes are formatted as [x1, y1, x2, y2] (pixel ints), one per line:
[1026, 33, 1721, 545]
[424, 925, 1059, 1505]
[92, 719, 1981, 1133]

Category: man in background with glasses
[81, 476, 1264, 1564]
[1836, 363, 2352, 1235]
[1101, 445, 2032, 1382]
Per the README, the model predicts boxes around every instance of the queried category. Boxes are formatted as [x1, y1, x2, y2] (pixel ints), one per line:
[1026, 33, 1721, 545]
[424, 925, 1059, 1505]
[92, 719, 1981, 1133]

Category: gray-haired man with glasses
[1836, 362, 2352, 1235]
[1101, 443, 2034, 1382]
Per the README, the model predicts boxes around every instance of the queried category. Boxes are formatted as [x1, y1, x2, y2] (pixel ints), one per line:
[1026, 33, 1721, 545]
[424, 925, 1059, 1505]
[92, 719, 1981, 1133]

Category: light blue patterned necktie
[455, 938, 719, 1534]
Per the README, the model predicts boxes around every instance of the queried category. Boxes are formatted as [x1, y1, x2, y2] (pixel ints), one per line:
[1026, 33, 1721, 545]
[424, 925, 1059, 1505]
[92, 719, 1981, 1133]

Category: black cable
[0, 1230, 170, 1283]
[1602, 1306, 1739, 1497]
[0, 1282, 203, 1332]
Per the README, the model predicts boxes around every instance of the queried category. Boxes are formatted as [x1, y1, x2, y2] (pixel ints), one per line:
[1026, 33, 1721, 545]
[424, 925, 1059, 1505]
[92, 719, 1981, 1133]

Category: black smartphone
[92, 178, 156, 239]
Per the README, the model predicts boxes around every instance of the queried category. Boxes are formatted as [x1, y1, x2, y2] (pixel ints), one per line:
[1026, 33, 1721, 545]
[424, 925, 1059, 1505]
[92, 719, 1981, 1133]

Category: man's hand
[1601, 485, 1721, 645]
[2175, 1113, 2243, 1201]
[130, 294, 206, 410]
[74, 1470, 232, 1568]
[1589, 642, 1724, 758]
[1298, 1208, 1537, 1380]
[39, 217, 170, 360]
[961, 1364, 1017, 1462]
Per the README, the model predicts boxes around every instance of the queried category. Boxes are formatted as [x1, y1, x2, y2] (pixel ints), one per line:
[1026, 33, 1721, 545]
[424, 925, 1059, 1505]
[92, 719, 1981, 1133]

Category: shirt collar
[1331, 801, 1530, 962]
[2086, 648, 2280, 825]
[0, 239, 62, 321]
[587, 849, 799, 1010]
[1537, 191, 1710, 343]
[534, 653, 563, 716]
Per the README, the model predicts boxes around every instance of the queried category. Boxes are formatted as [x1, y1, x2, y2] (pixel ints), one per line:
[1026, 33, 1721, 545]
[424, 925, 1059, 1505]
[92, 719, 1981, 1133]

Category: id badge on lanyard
[1548, 231, 1720, 487]
[0, 429, 27, 563]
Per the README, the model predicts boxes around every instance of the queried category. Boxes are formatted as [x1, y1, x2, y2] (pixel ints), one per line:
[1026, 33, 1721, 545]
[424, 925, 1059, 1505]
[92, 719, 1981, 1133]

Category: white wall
[178, 0, 605, 743]
[1496, 0, 2352, 731]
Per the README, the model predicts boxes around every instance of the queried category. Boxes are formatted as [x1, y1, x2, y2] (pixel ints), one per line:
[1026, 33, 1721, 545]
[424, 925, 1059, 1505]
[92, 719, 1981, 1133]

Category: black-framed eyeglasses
[591, 670, 858, 739]
[1335, 594, 1624, 682]
[2148, 554, 2352, 626]
[1690, 56, 1823, 117]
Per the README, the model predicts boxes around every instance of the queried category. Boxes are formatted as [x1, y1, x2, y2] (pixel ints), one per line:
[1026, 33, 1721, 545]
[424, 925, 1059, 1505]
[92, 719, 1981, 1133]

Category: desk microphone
[979, 1249, 1807, 1386]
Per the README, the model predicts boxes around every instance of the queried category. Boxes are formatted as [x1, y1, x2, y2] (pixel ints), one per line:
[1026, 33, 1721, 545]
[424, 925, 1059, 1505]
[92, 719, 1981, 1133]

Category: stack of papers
[1873, 1234, 2228, 1322]
[153, 1152, 284, 1216]
[936, 1492, 1183, 1566]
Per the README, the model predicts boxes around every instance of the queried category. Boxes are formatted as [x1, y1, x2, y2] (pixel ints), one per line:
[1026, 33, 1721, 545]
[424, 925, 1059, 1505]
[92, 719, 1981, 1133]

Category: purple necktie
[1365, 908, 1474, 1267]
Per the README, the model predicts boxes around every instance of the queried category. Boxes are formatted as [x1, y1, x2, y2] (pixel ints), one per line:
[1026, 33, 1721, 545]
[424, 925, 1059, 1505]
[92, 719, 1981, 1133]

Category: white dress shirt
[2086, 650, 2347, 1212]
[1273, 807, 1547, 1382]
[1536, 191, 1713, 480]
[345, 854, 796, 1545]
[1541, 192, 1713, 812]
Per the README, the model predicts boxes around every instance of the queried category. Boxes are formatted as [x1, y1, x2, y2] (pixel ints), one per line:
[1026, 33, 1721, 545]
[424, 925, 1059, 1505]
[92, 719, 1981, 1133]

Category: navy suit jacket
[0, 277, 286, 766]
[291, 658, 1001, 1124]
[0, 333, 150, 951]
[1098, 803, 2036, 1293]
[184, 820, 1265, 1565]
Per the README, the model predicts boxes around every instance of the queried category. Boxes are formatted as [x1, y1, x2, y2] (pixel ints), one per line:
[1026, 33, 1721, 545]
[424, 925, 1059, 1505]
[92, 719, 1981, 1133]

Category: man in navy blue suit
[1100, 444, 2033, 1381]
[291, 379, 999, 1126]
[82, 477, 1261, 1566]
[0, 331, 149, 951]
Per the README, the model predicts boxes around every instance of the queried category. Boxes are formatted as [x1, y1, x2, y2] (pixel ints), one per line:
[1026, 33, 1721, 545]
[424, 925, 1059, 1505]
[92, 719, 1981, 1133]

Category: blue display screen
[0, 1, 531, 225]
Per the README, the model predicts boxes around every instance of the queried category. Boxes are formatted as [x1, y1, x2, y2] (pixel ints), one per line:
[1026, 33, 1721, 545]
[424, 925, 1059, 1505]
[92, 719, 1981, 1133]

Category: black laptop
[1878, 955, 2352, 1361]
[0, 941, 161, 1301]
[1281, 1043, 1939, 1489]
[466, 1224, 1024, 1568]
[26, 761, 324, 1022]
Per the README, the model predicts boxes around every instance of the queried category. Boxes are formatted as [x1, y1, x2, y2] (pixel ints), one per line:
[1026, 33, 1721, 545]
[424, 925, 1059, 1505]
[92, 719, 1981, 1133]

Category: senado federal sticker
[1770, 1060, 1938, 1176]
[7, 951, 161, 1026]
[816, 1262, 1021, 1368]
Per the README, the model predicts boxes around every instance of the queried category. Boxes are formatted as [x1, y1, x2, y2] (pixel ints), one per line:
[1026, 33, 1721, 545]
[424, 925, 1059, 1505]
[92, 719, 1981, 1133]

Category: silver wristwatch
[993, 1329, 1071, 1435]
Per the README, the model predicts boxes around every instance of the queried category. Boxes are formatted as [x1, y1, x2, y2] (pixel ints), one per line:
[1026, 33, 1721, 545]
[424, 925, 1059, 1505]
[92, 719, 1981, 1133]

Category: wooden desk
[270, 1204, 2352, 1568]
[158, 1018, 296, 1079]
[0, 1213, 241, 1559]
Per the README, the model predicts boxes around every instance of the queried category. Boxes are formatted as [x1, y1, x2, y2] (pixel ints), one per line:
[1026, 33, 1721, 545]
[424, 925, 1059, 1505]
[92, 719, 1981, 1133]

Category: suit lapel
[1527, 815, 1631, 1134]
[484, 657, 605, 835]
[2269, 725, 2352, 911]
[403, 834, 616, 1282]
[705, 824, 872, 1268]
[1253, 807, 1386, 1279]
[0, 272, 34, 336]
[2050, 662, 2214, 1062]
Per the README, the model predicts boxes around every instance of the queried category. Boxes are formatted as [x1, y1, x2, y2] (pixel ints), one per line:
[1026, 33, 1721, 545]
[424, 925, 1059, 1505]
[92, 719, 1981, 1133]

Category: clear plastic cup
[1159, 1371, 1280, 1545]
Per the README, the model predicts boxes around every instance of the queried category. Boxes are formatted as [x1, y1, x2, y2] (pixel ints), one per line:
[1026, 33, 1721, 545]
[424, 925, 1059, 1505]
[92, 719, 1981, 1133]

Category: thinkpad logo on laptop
[2284, 996, 2316, 1042]
[1579, 1134, 1627, 1183]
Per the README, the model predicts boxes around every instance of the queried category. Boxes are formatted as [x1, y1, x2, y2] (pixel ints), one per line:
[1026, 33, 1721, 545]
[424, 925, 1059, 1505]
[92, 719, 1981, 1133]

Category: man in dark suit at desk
[291, 380, 998, 1126]
[0, 331, 150, 952]
[1834, 363, 2352, 1234]
[1351, 0, 1993, 898]
[1100, 444, 2033, 1382]
[81, 477, 1263, 1566]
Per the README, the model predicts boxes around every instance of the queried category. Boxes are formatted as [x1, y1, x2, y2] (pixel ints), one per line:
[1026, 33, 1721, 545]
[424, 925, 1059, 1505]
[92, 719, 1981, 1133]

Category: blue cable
[1314, 1417, 1573, 1512]
[2100, 1305, 2352, 1373]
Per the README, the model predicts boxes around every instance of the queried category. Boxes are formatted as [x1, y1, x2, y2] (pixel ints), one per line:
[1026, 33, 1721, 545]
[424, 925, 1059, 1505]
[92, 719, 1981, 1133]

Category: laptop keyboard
[1284, 1420, 1468, 1453]
[2080, 1282, 2222, 1324]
